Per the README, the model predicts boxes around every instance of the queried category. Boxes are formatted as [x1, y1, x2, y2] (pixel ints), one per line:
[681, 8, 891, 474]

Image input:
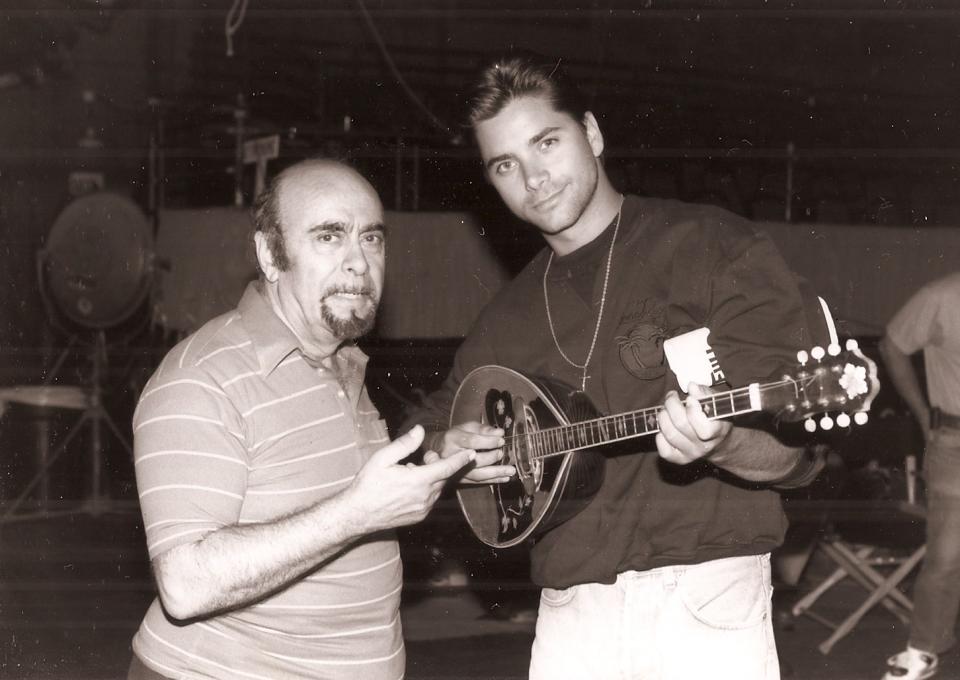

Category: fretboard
[526, 383, 761, 460]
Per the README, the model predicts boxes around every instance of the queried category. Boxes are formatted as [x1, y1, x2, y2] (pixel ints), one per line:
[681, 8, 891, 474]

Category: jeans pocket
[676, 556, 769, 630]
[540, 585, 576, 608]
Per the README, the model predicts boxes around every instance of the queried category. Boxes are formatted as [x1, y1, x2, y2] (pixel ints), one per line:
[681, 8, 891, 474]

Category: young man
[410, 55, 827, 679]
[879, 271, 960, 680]
[128, 159, 476, 679]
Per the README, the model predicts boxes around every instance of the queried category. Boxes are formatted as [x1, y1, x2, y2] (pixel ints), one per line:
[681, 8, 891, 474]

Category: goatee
[321, 299, 377, 340]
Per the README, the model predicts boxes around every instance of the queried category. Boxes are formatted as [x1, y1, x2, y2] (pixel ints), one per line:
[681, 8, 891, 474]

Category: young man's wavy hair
[466, 53, 591, 129]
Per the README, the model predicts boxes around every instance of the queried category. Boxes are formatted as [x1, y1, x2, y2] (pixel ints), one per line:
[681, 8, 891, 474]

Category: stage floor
[0, 506, 955, 680]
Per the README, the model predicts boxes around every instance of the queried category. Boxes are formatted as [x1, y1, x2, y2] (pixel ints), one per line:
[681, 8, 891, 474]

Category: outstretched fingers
[421, 448, 477, 483]
[370, 425, 426, 467]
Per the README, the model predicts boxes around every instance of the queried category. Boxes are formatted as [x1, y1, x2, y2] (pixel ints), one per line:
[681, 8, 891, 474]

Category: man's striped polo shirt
[131, 282, 402, 680]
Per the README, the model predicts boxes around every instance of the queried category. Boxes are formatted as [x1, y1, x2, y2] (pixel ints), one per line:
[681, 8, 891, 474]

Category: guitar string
[498, 378, 792, 443]
[495, 377, 824, 459]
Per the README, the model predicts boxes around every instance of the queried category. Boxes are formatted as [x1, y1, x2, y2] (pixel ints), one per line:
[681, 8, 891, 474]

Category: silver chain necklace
[542, 196, 625, 392]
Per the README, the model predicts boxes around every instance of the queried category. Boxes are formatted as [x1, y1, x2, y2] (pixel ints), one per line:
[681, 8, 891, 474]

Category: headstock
[761, 339, 880, 431]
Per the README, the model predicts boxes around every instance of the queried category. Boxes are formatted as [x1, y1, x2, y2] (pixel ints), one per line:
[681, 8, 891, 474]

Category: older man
[128, 159, 475, 679]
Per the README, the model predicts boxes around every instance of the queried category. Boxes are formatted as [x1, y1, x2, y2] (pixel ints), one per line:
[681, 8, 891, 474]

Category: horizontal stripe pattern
[132, 284, 403, 680]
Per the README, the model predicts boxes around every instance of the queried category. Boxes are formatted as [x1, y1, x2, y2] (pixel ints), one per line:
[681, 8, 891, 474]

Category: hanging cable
[225, 0, 250, 57]
[354, 0, 452, 138]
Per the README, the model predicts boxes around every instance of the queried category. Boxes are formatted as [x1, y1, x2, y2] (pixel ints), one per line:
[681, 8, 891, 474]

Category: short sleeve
[133, 364, 249, 560]
[886, 285, 942, 355]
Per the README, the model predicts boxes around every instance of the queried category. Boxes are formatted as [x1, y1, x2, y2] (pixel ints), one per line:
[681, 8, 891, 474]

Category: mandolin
[451, 339, 879, 548]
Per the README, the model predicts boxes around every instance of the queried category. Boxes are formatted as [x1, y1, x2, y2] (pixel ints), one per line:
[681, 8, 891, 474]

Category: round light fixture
[41, 193, 153, 329]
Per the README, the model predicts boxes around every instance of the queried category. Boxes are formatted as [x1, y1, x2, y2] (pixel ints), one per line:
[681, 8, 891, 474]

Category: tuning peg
[845, 338, 859, 351]
[811, 346, 825, 361]
[854, 411, 869, 425]
[828, 343, 841, 356]
[836, 413, 851, 428]
[804, 418, 817, 433]
[797, 350, 809, 365]
[819, 415, 835, 430]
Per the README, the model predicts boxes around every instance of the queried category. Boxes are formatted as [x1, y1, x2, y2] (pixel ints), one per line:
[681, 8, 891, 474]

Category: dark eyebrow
[530, 126, 561, 146]
[483, 126, 562, 172]
[307, 221, 346, 235]
[307, 221, 387, 237]
[484, 153, 511, 172]
[360, 222, 387, 236]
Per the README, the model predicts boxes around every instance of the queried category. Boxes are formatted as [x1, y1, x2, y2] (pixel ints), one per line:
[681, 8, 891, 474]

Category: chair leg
[792, 545, 875, 619]
[820, 542, 911, 622]
[830, 541, 915, 612]
[818, 545, 927, 654]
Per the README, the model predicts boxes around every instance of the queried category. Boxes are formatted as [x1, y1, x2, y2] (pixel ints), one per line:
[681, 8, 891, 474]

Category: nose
[342, 237, 369, 276]
[523, 160, 548, 192]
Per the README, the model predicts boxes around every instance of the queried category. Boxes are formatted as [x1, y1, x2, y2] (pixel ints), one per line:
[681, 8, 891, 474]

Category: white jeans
[529, 554, 779, 680]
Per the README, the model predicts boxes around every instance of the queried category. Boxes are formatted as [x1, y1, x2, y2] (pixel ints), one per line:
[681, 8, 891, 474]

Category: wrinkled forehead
[279, 164, 383, 231]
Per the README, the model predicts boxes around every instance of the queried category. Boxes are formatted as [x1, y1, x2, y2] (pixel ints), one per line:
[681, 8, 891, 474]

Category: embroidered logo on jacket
[616, 299, 666, 380]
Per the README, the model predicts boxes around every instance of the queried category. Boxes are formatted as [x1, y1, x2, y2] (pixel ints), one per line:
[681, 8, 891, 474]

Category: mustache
[321, 284, 376, 299]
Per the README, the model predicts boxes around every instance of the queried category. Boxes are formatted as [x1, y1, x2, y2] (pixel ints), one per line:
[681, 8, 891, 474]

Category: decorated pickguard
[484, 388, 540, 542]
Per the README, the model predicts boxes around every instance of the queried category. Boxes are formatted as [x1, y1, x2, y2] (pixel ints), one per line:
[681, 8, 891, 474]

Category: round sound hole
[511, 398, 543, 490]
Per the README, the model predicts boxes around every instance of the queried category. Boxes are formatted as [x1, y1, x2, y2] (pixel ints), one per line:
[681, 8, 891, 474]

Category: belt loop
[663, 564, 679, 590]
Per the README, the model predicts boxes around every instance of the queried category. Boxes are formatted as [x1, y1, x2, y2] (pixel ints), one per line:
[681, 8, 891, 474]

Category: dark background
[0, 3, 952, 677]
[0, 0, 951, 525]
[0, 0, 950, 561]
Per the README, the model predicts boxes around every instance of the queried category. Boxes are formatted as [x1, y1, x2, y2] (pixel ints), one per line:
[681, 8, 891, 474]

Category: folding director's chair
[790, 498, 926, 654]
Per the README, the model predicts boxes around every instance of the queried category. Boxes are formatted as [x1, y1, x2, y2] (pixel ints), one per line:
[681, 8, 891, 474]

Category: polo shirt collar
[238, 281, 370, 378]
[238, 281, 299, 374]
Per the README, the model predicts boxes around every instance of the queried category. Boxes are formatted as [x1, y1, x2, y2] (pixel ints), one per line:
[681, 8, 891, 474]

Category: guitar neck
[530, 383, 762, 459]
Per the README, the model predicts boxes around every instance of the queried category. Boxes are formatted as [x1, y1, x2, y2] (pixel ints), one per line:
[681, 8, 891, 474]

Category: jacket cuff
[770, 446, 826, 490]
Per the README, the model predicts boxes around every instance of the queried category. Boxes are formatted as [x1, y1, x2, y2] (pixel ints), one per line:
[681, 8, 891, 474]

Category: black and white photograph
[1, 2, 959, 679]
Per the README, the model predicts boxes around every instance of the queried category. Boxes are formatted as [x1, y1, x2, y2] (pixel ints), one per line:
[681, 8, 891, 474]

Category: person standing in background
[880, 271, 960, 680]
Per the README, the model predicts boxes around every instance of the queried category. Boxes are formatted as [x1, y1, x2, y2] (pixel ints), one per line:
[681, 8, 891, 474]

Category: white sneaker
[883, 646, 938, 680]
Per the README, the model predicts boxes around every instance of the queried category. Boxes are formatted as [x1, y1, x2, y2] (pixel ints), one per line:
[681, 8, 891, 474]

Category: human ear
[254, 231, 279, 283]
[582, 112, 605, 158]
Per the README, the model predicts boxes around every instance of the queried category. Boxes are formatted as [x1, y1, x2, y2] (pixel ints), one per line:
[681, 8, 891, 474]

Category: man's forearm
[708, 426, 806, 483]
[879, 336, 928, 425]
[154, 487, 372, 621]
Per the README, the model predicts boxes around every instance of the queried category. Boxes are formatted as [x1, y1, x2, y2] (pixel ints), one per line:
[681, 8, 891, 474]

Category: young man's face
[475, 94, 604, 238]
[256, 164, 386, 350]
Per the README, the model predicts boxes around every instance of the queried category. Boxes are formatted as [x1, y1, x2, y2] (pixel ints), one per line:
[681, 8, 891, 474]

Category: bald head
[253, 158, 386, 355]
[253, 158, 381, 274]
